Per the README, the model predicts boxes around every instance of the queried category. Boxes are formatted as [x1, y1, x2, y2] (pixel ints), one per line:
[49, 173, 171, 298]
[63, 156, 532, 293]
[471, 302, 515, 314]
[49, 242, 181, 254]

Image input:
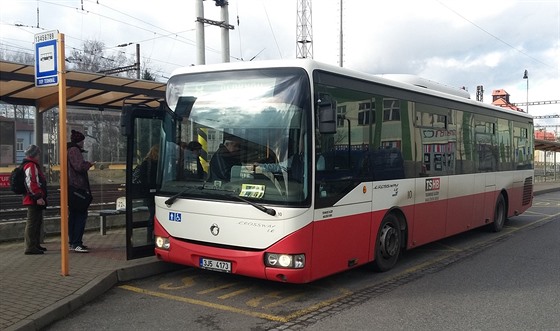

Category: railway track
[0, 184, 125, 221]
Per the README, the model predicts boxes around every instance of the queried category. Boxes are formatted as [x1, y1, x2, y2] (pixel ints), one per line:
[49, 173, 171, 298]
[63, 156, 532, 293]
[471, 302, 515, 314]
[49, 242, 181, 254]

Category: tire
[372, 213, 402, 272]
[489, 194, 507, 233]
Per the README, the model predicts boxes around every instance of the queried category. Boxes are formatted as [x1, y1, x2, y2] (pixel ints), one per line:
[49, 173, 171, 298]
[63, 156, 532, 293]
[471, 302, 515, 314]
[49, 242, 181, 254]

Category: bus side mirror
[175, 96, 197, 118]
[318, 94, 337, 134]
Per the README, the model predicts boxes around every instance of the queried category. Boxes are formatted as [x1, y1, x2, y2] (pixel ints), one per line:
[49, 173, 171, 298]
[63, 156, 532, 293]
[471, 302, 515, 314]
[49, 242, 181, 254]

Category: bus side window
[371, 148, 405, 181]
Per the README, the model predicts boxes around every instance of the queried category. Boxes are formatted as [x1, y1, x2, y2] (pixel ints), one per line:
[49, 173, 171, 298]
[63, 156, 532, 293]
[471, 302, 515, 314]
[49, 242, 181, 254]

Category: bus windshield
[161, 67, 311, 205]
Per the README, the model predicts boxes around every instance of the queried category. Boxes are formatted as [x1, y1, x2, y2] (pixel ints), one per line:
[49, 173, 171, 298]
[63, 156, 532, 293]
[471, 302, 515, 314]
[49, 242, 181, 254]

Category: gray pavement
[1, 181, 558, 331]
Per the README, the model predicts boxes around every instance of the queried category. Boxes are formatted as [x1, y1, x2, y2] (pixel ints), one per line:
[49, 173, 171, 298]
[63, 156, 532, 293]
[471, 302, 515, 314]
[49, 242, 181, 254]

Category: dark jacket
[208, 144, 241, 182]
[67, 143, 93, 190]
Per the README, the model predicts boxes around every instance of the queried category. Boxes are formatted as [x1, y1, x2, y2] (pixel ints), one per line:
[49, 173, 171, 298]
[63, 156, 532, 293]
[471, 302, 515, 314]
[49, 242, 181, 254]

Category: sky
[1, 0, 559, 127]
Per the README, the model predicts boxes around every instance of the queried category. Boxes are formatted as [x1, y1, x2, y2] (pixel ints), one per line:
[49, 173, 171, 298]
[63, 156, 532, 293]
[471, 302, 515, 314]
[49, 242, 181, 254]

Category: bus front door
[121, 101, 172, 259]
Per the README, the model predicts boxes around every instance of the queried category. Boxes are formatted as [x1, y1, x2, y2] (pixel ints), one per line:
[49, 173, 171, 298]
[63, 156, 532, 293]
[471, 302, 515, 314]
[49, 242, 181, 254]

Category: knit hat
[71, 130, 85, 143]
[25, 144, 41, 157]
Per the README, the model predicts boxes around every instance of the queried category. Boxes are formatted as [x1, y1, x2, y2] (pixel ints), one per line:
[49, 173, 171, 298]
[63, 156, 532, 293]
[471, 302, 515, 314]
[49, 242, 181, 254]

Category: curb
[4, 259, 183, 331]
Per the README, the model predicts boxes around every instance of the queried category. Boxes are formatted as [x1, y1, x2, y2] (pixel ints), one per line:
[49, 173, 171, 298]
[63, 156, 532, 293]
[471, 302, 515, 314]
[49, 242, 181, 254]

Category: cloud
[1, 0, 558, 117]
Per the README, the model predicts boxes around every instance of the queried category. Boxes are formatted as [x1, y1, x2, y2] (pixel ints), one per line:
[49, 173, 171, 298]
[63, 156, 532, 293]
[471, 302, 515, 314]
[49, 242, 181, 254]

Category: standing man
[22, 145, 47, 255]
[68, 130, 94, 253]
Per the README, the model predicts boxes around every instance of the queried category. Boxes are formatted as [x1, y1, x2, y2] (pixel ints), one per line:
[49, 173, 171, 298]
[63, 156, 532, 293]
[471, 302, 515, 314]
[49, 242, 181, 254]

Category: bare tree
[0, 50, 34, 65]
[68, 40, 128, 73]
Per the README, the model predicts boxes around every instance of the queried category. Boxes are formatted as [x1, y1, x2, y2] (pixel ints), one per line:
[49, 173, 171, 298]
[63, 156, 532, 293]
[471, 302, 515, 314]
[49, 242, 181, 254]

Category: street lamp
[523, 69, 529, 113]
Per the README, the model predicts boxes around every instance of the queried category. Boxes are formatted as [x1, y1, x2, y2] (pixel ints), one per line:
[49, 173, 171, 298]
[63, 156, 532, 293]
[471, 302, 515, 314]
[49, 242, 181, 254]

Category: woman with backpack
[22, 145, 48, 255]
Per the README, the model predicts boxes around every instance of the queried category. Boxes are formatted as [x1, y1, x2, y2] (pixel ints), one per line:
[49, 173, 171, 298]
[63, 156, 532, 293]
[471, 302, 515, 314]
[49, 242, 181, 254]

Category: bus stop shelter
[1, 60, 165, 111]
[1, 59, 166, 162]
[1, 59, 168, 267]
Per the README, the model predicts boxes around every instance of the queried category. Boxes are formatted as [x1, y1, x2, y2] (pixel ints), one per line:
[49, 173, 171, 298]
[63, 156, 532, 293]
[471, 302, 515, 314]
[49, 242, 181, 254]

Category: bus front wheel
[489, 194, 507, 233]
[372, 213, 402, 272]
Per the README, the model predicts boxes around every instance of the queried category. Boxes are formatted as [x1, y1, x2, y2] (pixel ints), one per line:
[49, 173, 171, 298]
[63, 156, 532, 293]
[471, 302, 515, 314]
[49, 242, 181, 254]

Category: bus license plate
[199, 257, 231, 273]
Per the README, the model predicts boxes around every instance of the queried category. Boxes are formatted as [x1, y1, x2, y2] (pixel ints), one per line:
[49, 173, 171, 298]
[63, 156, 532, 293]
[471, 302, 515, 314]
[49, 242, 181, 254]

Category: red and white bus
[138, 59, 533, 283]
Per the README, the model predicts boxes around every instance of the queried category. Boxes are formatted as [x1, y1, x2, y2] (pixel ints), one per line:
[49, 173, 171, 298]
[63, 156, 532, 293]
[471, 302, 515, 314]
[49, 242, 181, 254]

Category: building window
[383, 99, 400, 122]
[337, 105, 347, 127]
[16, 138, 24, 152]
[358, 102, 374, 126]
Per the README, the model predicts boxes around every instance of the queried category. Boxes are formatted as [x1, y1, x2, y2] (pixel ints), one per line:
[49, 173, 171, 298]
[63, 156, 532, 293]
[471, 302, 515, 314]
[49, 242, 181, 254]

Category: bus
[123, 59, 534, 283]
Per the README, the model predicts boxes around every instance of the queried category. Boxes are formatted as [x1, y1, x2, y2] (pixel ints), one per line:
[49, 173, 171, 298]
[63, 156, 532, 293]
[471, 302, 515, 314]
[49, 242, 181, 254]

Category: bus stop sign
[34, 30, 59, 87]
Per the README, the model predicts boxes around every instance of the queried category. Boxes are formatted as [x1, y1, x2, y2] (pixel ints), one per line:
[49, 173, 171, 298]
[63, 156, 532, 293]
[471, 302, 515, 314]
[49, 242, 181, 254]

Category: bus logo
[168, 212, 182, 222]
[210, 223, 220, 236]
[425, 178, 440, 191]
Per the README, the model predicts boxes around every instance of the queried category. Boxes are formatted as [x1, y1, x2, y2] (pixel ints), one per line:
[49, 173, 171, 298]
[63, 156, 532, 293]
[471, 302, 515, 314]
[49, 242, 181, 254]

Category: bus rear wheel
[373, 213, 401, 272]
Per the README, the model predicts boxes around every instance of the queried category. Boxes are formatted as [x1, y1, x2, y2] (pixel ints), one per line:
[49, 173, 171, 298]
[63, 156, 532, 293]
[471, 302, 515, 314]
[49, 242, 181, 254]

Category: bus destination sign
[34, 30, 59, 87]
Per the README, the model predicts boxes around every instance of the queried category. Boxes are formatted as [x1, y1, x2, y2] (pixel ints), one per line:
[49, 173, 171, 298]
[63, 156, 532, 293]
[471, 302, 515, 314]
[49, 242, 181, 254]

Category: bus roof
[169, 59, 533, 121]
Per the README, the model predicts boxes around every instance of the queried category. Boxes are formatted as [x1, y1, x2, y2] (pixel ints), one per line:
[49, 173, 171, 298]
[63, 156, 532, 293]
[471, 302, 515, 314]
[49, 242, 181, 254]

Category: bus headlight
[265, 253, 305, 269]
[155, 236, 170, 250]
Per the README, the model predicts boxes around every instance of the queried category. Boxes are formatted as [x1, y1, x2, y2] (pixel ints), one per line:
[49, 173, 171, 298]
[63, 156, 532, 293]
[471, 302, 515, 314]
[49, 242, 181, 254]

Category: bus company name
[425, 178, 440, 191]
[425, 178, 440, 202]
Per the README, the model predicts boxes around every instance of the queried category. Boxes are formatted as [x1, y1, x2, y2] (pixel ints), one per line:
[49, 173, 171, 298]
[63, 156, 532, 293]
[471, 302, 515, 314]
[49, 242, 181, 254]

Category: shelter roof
[0, 60, 165, 112]
[534, 139, 560, 152]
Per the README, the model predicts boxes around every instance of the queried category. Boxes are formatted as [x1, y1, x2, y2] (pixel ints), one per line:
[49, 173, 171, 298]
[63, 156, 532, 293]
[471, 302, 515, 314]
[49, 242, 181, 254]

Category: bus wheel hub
[380, 225, 399, 258]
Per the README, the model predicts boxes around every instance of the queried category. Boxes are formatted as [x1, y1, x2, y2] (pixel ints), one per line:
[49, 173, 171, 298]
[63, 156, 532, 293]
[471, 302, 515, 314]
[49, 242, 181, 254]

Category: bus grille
[522, 177, 533, 206]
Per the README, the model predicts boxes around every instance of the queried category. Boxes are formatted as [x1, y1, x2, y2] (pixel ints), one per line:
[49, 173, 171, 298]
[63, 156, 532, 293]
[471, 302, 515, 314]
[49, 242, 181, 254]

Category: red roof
[492, 97, 524, 112]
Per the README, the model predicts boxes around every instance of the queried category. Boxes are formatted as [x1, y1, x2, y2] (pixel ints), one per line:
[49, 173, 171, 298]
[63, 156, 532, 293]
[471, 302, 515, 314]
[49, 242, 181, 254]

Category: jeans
[69, 209, 88, 248]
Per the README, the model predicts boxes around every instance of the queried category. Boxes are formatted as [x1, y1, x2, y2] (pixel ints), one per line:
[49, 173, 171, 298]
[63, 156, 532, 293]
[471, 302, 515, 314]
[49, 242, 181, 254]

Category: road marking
[218, 287, 253, 299]
[197, 282, 238, 295]
[159, 276, 196, 290]
[119, 212, 559, 323]
[119, 284, 353, 322]
[245, 291, 305, 309]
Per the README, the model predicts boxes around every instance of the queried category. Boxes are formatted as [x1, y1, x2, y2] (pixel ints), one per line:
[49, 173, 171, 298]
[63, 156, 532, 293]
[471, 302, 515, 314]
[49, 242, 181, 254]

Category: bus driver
[208, 137, 242, 182]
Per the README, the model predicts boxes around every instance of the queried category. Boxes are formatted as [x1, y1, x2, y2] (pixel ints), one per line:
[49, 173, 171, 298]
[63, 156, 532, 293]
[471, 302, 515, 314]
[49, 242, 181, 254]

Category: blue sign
[168, 212, 182, 222]
[34, 31, 58, 87]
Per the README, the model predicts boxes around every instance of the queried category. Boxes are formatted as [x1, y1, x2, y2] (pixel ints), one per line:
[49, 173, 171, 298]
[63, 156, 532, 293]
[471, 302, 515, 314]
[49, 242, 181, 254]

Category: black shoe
[37, 246, 47, 251]
[25, 248, 44, 255]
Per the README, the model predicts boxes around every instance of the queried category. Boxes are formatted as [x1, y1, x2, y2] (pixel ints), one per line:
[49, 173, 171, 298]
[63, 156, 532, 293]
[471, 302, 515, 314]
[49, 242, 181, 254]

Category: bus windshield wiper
[233, 195, 276, 216]
[165, 185, 204, 206]
[165, 185, 276, 216]
[206, 188, 276, 216]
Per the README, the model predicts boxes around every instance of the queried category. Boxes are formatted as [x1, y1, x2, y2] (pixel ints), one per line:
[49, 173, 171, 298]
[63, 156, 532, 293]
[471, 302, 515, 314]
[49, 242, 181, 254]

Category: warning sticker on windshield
[240, 184, 265, 199]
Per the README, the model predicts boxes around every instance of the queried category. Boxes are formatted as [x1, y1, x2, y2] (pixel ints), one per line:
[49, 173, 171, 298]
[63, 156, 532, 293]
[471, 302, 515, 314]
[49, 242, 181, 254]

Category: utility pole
[195, 0, 205, 65]
[99, 43, 141, 78]
[195, 0, 234, 64]
[296, 0, 313, 59]
[136, 43, 140, 78]
[339, 0, 343, 67]
[219, 1, 231, 63]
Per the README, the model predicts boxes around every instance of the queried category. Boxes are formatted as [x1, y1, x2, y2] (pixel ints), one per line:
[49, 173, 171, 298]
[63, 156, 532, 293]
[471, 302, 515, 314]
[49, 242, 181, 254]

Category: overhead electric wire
[261, 1, 283, 59]
[435, 0, 555, 70]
